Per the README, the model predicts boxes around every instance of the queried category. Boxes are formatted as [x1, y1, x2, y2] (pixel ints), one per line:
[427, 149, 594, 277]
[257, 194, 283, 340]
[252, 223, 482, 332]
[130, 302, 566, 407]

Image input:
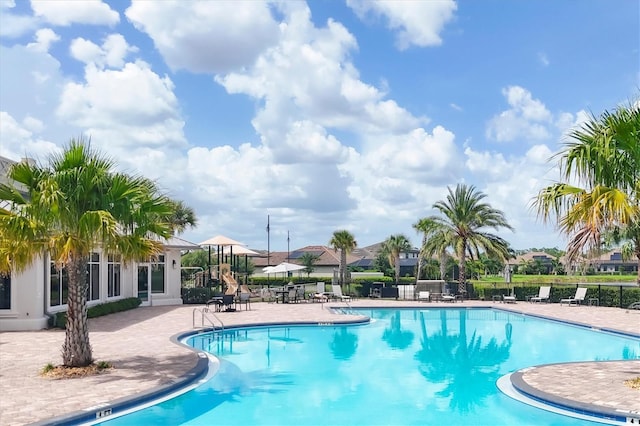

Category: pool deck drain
[1, 300, 638, 425]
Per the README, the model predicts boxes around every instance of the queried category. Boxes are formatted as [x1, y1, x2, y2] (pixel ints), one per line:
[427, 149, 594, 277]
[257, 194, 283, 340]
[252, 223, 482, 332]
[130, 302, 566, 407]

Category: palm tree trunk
[63, 256, 93, 367]
[635, 243, 640, 285]
[416, 235, 427, 281]
[395, 255, 400, 284]
[457, 243, 467, 295]
[340, 250, 346, 286]
[439, 251, 446, 280]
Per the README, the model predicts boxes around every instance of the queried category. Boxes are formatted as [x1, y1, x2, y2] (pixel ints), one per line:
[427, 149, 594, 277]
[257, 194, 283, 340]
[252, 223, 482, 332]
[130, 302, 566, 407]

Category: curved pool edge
[501, 361, 640, 425]
[32, 351, 209, 426]
[37, 315, 371, 426]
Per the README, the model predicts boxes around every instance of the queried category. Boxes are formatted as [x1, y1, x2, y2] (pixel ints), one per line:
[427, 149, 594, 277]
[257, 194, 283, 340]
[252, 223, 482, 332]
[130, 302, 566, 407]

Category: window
[87, 252, 100, 301]
[107, 254, 121, 298]
[0, 273, 10, 310]
[50, 253, 100, 307]
[50, 262, 69, 307]
[151, 255, 165, 294]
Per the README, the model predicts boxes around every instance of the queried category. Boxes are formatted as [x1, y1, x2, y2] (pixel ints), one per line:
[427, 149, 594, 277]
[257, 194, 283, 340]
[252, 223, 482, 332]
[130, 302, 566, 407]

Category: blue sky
[1, 0, 638, 253]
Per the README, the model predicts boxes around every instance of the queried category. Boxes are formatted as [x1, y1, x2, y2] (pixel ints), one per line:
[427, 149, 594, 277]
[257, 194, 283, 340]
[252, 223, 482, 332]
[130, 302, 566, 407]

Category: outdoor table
[274, 290, 288, 304]
[588, 297, 599, 306]
[206, 296, 224, 312]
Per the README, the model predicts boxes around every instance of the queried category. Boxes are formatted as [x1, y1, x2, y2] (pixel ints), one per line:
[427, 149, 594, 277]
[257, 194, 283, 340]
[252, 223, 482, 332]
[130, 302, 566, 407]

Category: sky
[1, 0, 638, 253]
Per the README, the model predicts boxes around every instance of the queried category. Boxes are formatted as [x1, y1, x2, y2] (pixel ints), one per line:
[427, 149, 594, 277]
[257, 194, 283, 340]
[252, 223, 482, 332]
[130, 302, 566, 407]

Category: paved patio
[0, 299, 639, 425]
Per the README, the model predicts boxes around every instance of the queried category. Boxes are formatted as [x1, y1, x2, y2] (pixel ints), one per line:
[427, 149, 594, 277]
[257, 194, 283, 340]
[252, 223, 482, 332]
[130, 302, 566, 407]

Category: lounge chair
[441, 294, 456, 302]
[312, 282, 328, 302]
[332, 284, 351, 302]
[560, 287, 587, 306]
[502, 291, 516, 303]
[529, 286, 551, 303]
[417, 291, 431, 302]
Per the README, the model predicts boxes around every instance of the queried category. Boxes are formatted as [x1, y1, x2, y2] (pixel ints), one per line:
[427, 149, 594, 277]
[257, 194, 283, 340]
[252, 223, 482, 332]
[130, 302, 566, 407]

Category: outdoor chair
[529, 286, 551, 303]
[332, 284, 351, 302]
[221, 294, 235, 312]
[560, 287, 587, 306]
[236, 292, 251, 310]
[502, 290, 516, 303]
[417, 291, 431, 302]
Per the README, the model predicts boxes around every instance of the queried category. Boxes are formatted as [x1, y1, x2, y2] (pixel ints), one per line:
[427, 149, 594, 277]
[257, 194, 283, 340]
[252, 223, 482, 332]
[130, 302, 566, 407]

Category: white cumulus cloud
[56, 61, 186, 149]
[346, 0, 457, 50]
[486, 86, 553, 142]
[70, 34, 137, 68]
[125, 0, 280, 74]
[30, 0, 119, 26]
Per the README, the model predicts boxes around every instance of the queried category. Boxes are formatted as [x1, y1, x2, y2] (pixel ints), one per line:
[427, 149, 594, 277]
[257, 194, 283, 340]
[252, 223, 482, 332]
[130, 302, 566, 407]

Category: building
[588, 249, 638, 275]
[0, 155, 199, 331]
[350, 242, 420, 277]
[252, 245, 361, 278]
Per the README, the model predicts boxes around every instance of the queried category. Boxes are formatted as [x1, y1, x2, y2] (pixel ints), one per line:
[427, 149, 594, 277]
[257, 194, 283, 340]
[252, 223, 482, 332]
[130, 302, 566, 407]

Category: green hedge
[50, 297, 141, 328]
[473, 283, 640, 307]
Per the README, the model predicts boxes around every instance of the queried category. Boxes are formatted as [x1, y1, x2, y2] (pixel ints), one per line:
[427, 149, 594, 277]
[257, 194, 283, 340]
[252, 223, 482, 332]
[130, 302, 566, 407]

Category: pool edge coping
[509, 361, 640, 424]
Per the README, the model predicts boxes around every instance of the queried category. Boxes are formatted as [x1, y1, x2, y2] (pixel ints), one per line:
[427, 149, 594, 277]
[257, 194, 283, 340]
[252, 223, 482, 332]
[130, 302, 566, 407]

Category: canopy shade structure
[199, 235, 245, 247]
[216, 245, 260, 256]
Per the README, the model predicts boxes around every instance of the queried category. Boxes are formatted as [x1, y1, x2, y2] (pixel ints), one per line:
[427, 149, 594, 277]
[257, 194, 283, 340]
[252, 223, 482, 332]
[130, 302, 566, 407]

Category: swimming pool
[97, 308, 639, 425]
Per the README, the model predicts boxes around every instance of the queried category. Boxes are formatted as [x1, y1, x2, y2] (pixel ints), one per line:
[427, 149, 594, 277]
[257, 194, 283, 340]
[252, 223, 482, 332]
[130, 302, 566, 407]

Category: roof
[252, 245, 360, 267]
[161, 236, 200, 249]
[509, 251, 557, 265]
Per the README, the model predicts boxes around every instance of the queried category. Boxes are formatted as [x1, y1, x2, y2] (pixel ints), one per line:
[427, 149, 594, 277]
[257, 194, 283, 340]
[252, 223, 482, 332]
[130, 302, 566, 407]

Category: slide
[222, 272, 238, 295]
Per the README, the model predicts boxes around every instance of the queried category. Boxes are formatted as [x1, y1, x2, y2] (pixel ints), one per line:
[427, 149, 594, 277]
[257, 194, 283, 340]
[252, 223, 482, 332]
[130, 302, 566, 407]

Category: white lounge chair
[418, 291, 431, 302]
[560, 287, 587, 306]
[529, 286, 551, 303]
[332, 284, 351, 302]
[502, 292, 516, 303]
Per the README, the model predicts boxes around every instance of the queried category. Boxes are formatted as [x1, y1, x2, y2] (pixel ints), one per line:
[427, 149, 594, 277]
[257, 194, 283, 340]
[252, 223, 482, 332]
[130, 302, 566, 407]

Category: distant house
[589, 250, 638, 274]
[0, 155, 199, 331]
[350, 242, 420, 277]
[509, 251, 557, 274]
[252, 245, 360, 278]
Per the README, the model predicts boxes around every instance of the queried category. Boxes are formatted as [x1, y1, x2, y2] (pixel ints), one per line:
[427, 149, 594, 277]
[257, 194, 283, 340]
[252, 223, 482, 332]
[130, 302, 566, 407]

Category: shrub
[50, 297, 141, 329]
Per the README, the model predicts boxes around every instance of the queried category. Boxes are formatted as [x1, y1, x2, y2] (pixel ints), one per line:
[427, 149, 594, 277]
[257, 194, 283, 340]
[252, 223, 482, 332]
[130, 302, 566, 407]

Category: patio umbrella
[267, 262, 305, 274]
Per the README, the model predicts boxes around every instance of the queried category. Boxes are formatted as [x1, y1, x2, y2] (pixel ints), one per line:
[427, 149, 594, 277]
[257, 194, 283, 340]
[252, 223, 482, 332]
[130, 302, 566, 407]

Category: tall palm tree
[422, 184, 513, 294]
[329, 230, 357, 288]
[534, 101, 640, 283]
[167, 200, 197, 235]
[0, 138, 176, 367]
[382, 234, 412, 284]
[413, 218, 449, 280]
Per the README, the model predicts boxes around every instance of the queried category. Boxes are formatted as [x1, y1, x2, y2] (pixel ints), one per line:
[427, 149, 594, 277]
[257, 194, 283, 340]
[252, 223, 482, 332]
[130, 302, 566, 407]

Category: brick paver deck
[0, 300, 638, 425]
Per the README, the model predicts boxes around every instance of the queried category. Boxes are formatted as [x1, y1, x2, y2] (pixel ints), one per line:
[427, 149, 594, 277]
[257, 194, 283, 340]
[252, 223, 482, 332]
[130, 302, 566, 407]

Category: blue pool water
[99, 308, 639, 425]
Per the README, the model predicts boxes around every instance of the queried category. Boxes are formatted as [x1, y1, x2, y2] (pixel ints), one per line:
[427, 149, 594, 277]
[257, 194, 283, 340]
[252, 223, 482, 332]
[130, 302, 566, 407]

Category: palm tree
[421, 184, 514, 295]
[0, 138, 176, 367]
[329, 230, 357, 288]
[382, 234, 412, 284]
[299, 252, 320, 277]
[167, 200, 197, 235]
[414, 217, 451, 280]
[535, 100, 640, 283]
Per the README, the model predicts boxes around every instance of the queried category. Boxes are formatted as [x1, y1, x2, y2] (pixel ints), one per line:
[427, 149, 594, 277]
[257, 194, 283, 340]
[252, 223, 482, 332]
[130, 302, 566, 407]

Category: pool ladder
[192, 307, 224, 332]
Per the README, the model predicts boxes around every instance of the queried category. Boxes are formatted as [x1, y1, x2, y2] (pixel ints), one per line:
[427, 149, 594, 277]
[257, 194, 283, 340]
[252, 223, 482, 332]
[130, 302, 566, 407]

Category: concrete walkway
[0, 300, 638, 425]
